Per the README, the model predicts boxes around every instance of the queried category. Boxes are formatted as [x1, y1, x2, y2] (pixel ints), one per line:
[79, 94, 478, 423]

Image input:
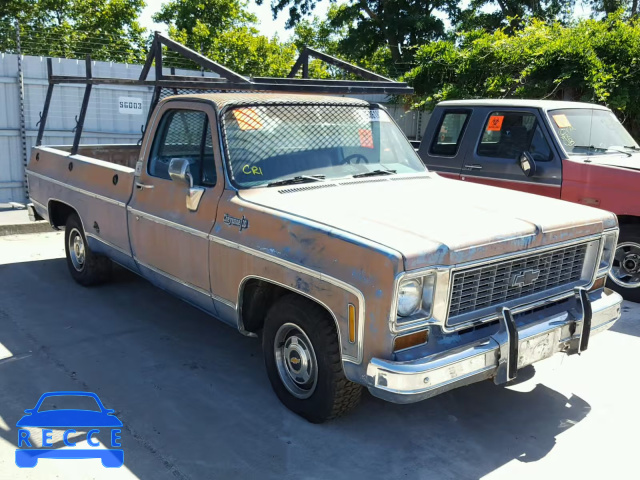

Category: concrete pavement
[0, 231, 638, 480]
[0, 204, 51, 237]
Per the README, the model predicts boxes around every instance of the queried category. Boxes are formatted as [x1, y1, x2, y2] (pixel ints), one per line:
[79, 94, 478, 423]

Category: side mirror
[519, 152, 536, 177]
[168, 158, 193, 188]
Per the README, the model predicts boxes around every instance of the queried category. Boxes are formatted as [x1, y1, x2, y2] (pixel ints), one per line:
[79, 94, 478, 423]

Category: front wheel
[64, 213, 112, 286]
[608, 224, 640, 303]
[262, 295, 362, 423]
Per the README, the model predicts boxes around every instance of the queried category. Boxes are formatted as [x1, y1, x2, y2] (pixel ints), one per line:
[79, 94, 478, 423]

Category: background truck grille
[448, 243, 588, 320]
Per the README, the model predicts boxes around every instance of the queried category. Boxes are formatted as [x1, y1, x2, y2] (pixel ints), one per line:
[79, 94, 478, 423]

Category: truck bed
[27, 144, 138, 260]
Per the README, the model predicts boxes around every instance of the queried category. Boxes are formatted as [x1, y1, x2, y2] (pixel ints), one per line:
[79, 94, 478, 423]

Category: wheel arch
[237, 276, 343, 344]
[617, 215, 640, 227]
[47, 198, 81, 231]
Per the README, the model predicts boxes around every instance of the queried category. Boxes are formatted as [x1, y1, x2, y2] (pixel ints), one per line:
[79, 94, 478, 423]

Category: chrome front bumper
[366, 287, 622, 404]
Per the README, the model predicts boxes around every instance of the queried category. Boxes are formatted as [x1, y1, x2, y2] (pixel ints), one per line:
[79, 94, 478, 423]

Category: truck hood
[239, 174, 616, 270]
[573, 153, 640, 172]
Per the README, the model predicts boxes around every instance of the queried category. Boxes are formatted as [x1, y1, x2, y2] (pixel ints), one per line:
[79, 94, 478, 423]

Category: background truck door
[127, 101, 224, 314]
[460, 108, 562, 198]
[418, 109, 472, 179]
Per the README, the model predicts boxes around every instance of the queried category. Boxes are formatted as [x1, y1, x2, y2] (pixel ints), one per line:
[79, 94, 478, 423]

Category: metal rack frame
[35, 32, 414, 153]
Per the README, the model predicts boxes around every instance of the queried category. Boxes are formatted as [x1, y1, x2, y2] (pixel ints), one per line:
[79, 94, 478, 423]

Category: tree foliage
[260, 0, 459, 67]
[1, 0, 147, 62]
[154, 0, 298, 76]
[405, 12, 640, 136]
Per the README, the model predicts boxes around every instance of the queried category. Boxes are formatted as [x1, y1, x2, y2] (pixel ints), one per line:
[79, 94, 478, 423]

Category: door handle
[463, 164, 483, 170]
[135, 181, 154, 190]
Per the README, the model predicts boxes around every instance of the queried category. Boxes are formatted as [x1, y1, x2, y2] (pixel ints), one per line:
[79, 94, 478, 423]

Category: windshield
[548, 108, 639, 155]
[221, 104, 426, 188]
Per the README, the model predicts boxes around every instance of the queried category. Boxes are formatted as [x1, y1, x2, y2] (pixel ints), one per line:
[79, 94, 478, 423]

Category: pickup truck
[27, 93, 622, 423]
[417, 99, 640, 301]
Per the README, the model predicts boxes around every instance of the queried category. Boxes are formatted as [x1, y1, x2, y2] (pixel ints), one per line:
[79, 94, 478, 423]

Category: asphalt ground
[0, 231, 638, 480]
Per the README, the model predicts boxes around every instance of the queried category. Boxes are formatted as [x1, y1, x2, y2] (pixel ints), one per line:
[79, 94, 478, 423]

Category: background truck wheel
[608, 224, 640, 303]
[262, 294, 362, 423]
[64, 214, 112, 286]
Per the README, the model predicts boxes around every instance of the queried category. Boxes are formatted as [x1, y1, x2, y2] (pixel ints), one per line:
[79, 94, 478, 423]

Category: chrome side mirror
[168, 158, 193, 188]
[168, 158, 204, 212]
[519, 151, 536, 177]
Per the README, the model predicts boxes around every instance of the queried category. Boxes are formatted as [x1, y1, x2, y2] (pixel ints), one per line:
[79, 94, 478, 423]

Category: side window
[529, 125, 552, 162]
[430, 111, 470, 156]
[148, 109, 217, 185]
[477, 111, 552, 161]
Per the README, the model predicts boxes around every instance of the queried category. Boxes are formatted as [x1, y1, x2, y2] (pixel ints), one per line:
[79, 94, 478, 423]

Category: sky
[139, 0, 335, 40]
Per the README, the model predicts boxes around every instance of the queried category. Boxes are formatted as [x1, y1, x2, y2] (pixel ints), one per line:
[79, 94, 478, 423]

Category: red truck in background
[417, 99, 640, 301]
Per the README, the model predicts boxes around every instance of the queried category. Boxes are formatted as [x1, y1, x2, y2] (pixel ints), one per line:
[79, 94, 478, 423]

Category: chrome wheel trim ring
[68, 227, 86, 272]
[609, 241, 640, 288]
[274, 322, 318, 399]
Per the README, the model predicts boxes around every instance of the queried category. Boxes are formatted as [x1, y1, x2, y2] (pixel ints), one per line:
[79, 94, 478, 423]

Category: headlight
[599, 231, 618, 272]
[397, 279, 422, 317]
[396, 274, 437, 319]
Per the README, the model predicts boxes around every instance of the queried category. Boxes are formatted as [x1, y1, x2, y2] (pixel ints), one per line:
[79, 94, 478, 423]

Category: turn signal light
[394, 330, 428, 352]
[348, 304, 356, 344]
[589, 276, 607, 292]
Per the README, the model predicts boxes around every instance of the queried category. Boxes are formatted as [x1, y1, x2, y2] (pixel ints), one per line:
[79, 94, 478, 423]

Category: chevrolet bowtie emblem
[511, 269, 540, 288]
[290, 357, 300, 365]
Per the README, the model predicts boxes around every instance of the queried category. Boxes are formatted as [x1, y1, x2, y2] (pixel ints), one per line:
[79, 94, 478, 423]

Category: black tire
[607, 224, 640, 303]
[262, 294, 362, 423]
[64, 213, 112, 286]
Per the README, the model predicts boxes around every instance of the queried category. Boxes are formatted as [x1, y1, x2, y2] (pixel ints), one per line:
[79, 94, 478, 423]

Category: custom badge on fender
[223, 214, 249, 231]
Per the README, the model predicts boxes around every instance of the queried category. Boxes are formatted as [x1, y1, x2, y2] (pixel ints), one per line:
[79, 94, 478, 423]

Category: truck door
[460, 108, 562, 198]
[417, 109, 471, 180]
[127, 101, 224, 314]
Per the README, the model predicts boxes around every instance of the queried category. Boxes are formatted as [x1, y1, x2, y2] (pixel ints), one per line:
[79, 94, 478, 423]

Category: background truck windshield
[548, 108, 639, 155]
[222, 104, 426, 187]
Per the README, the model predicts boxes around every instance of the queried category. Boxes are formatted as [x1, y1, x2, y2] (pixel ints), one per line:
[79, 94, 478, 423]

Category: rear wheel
[64, 214, 112, 286]
[262, 294, 362, 423]
[608, 224, 640, 303]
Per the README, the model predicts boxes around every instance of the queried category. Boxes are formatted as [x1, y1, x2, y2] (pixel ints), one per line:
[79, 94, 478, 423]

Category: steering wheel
[341, 153, 370, 165]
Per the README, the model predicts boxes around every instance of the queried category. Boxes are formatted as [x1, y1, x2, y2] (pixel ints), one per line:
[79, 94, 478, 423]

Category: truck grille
[448, 243, 589, 322]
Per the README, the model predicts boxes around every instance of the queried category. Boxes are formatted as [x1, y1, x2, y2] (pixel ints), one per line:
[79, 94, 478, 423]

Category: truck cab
[418, 99, 640, 301]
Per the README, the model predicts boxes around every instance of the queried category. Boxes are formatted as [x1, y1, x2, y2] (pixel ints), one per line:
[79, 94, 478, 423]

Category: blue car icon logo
[15, 391, 124, 468]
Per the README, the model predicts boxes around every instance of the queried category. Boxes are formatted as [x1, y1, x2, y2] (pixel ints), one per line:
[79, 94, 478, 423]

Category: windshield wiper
[352, 169, 397, 178]
[624, 145, 640, 151]
[572, 145, 608, 152]
[267, 175, 325, 187]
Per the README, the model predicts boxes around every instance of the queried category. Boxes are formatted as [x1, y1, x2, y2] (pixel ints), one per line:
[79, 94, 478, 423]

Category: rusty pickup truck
[27, 93, 622, 422]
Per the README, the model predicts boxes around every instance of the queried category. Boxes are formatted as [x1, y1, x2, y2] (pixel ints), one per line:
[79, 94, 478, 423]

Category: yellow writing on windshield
[243, 165, 263, 175]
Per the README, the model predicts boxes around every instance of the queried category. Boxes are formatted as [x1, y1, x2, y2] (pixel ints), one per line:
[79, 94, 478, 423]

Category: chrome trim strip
[213, 294, 236, 309]
[86, 233, 131, 257]
[459, 174, 561, 188]
[214, 237, 365, 364]
[127, 207, 210, 239]
[27, 171, 127, 208]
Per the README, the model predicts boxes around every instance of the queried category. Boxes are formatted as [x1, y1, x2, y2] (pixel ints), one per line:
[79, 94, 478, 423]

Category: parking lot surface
[0, 231, 638, 480]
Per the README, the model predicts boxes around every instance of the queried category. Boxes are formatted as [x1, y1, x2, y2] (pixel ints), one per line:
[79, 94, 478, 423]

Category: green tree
[456, 0, 575, 33]
[259, 0, 459, 66]
[405, 13, 640, 137]
[1, 0, 147, 63]
[154, 0, 297, 76]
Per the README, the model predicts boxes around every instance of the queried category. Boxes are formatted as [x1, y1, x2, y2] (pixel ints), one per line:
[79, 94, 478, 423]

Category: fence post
[15, 21, 29, 201]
